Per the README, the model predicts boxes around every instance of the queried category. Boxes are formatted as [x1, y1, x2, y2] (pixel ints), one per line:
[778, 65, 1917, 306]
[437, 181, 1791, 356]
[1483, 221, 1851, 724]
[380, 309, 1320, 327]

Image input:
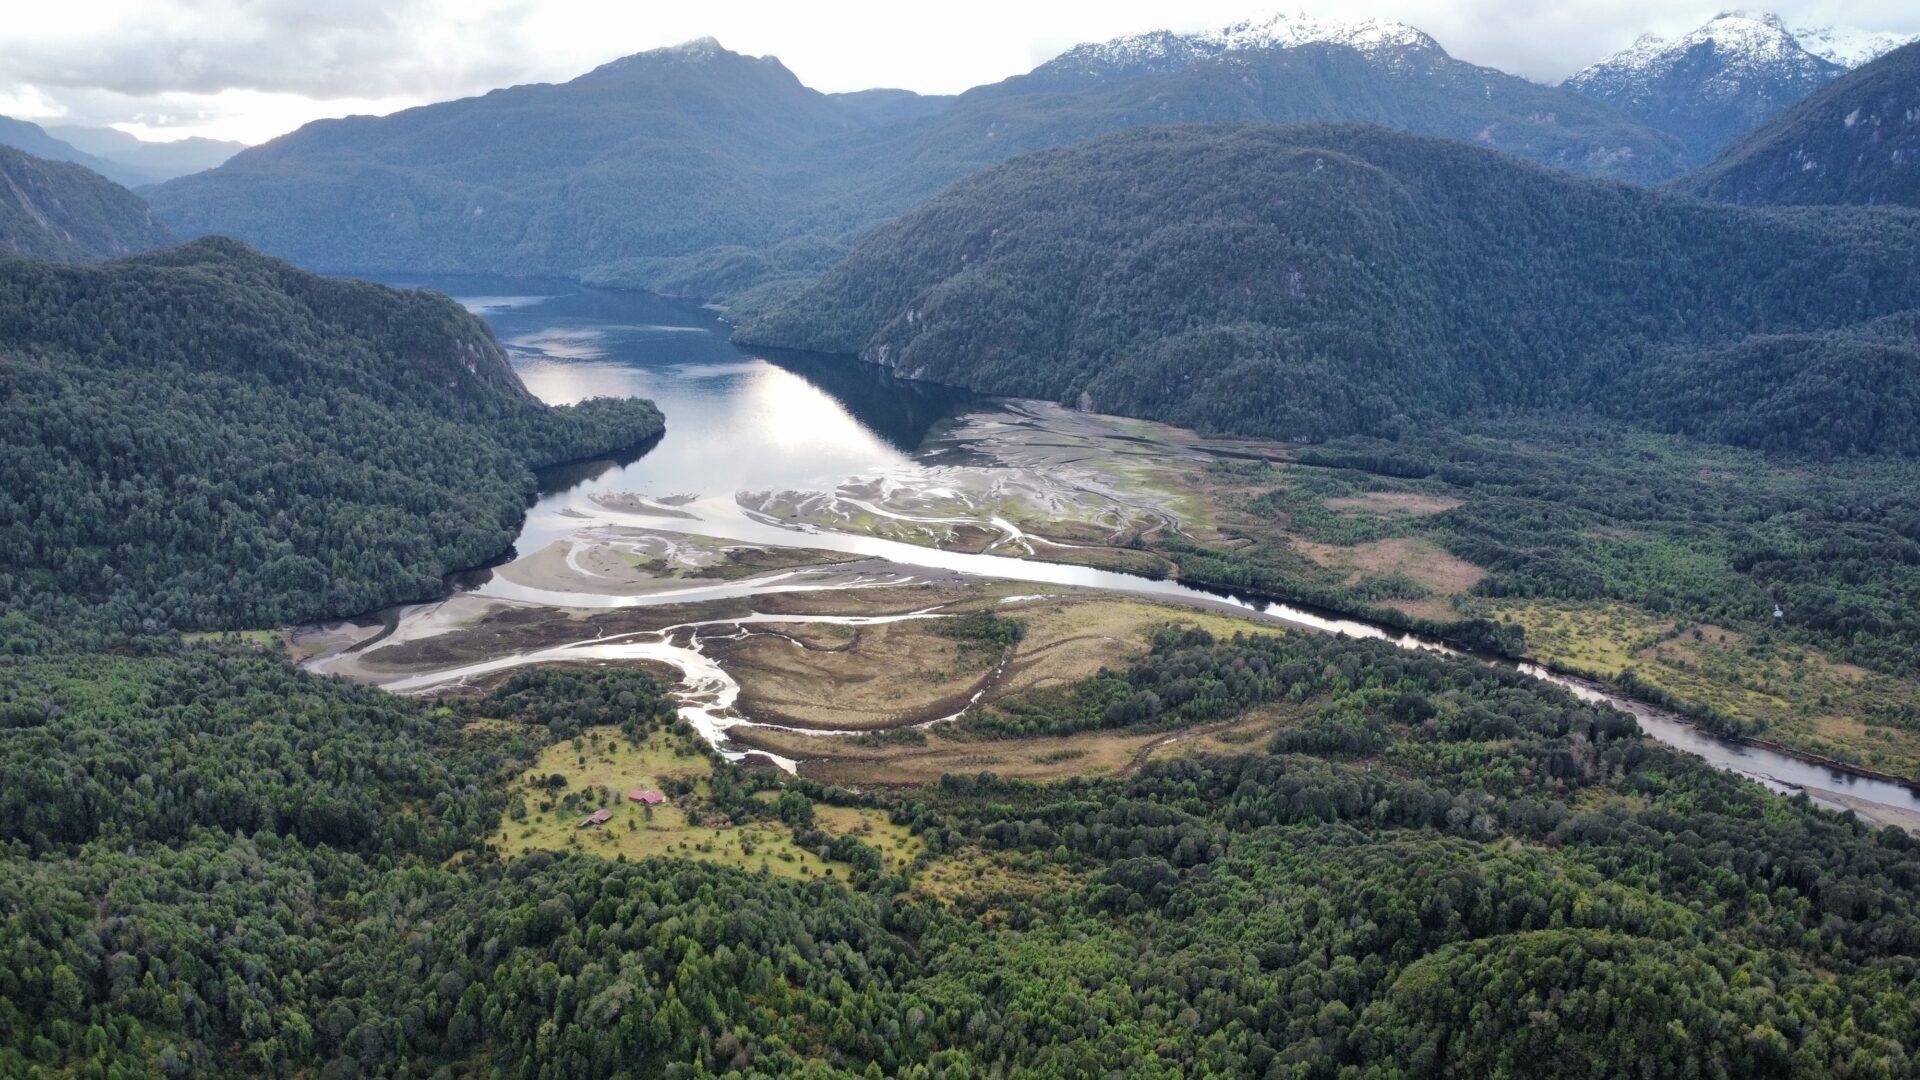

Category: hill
[149, 27, 1681, 290]
[737, 124, 1920, 455]
[1679, 40, 1920, 207]
[0, 237, 663, 627]
[0, 145, 175, 259]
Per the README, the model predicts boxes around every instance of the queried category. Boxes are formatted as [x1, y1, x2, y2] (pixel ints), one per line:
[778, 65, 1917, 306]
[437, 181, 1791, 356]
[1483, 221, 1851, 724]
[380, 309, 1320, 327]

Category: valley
[7, 11, 1920, 1076]
[301, 278, 1920, 830]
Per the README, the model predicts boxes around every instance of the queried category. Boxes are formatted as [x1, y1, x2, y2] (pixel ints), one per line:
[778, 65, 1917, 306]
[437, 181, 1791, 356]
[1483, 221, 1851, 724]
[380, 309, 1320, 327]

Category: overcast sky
[2, 1, 1915, 144]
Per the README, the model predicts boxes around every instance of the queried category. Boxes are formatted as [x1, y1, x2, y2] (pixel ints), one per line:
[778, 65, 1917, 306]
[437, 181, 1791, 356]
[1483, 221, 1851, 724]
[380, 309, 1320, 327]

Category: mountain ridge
[738, 123, 1920, 456]
[1678, 40, 1920, 207]
[150, 30, 1685, 287]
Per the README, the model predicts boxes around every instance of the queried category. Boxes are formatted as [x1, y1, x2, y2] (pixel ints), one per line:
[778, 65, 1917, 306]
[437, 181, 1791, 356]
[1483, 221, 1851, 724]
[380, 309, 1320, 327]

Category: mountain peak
[1041, 10, 1443, 81]
[1569, 11, 1826, 85]
[581, 37, 776, 80]
[1564, 11, 1847, 165]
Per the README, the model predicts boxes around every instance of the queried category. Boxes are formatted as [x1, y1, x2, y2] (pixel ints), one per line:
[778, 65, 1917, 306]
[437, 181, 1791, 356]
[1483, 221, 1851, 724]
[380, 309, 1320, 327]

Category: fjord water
[408, 275, 1920, 826]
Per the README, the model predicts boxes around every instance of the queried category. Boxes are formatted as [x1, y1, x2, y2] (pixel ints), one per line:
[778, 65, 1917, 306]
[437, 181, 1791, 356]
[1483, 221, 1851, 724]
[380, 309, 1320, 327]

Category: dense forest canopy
[5, 616, 1919, 1078]
[739, 123, 1920, 456]
[1679, 41, 1920, 208]
[0, 237, 663, 629]
[0, 145, 175, 261]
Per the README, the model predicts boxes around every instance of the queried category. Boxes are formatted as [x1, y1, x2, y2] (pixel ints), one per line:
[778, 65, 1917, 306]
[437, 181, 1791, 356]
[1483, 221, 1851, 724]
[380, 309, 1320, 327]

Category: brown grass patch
[1293, 537, 1486, 603]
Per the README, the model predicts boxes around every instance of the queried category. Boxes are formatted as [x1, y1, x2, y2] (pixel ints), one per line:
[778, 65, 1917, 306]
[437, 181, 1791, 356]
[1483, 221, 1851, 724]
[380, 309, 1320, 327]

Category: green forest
[739, 124, 1920, 456]
[0, 146, 175, 261]
[1, 237, 1915, 1075]
[7, 609, 1920, 1077]
[0, 237, 662, 630]
[7, 26, 1920, 1076]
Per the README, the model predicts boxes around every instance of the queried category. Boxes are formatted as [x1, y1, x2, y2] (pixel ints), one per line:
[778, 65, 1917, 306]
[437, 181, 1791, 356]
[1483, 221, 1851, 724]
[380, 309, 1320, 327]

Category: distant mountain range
[738, 123, 1920, 456]
[146, 16, 1690, 285]
[45, 126, 245, 183]
[0, 116, 242, 186]
[1680, 41, 1920, 208]
[0, 145, 176, 260]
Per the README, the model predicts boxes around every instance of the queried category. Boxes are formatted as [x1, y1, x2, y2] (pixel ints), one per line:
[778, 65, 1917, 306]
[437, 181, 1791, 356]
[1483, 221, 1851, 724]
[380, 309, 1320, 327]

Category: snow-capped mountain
[1038, 11, 1443, 82]
[1564, 12, 1843, 164]
[1790, 23, 1919, 68]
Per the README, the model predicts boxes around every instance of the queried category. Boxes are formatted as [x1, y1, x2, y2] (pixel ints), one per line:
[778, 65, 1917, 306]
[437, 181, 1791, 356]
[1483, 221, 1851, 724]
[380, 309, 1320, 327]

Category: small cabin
[577, 808, 613, 828]
[628, 789, 666, 805]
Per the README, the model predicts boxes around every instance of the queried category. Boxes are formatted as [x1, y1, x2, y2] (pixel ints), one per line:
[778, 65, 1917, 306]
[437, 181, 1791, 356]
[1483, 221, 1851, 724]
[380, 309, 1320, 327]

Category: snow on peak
[1567, 11, 1837, 90]
[1203, 12, 1439, 55]
[1790, 23, 1918, 68]
[1045, 10, 1443, 79]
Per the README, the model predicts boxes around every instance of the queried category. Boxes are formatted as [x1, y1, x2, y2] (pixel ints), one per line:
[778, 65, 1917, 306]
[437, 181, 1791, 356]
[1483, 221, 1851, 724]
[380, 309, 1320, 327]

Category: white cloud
[1, 0, 1915, 144]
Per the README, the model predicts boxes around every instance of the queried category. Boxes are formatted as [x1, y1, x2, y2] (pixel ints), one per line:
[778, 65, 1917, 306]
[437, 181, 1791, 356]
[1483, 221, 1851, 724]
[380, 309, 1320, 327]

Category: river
[384, 275, 1920, 829]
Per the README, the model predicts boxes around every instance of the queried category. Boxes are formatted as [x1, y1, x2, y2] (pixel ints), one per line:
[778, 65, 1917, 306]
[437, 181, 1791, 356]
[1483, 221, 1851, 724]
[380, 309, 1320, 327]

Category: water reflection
[390, 275, 974, 515]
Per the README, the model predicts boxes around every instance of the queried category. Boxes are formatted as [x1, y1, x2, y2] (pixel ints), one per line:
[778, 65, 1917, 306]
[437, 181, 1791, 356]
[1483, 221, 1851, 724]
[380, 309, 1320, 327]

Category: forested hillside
[148, 32, 1681, 295]
[1680, 40, 1920, 208]
[0, 237, 663, 628]
[145, 40, 870, 277]
[740, 123, 1920, 455]
[5, 615, 1918, 1077]
[0, 145, 174, 259]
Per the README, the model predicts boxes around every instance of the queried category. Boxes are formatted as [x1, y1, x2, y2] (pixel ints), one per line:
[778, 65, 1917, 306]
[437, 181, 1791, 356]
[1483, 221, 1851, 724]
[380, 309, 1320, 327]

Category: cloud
[2, 0, 1917, 144]
[6, 0, 544, 100]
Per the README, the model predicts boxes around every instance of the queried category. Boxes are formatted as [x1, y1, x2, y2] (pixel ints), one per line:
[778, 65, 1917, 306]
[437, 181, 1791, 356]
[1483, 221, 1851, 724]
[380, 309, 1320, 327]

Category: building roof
[578, 808, 613, 827]
[628, 789, 666, 805]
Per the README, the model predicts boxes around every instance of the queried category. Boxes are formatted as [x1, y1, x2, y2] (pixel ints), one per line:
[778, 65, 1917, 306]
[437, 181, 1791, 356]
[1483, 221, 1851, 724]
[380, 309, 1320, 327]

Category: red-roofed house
[577, 808, 613, 828]
[628, 789, 666, 805]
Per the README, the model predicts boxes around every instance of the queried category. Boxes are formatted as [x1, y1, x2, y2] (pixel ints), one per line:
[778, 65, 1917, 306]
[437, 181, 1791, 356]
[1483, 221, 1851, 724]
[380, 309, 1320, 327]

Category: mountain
[1678, 41, 1920, 208]
[150, 27, 1683, 288]
[147, 39, 867, 277]
[0, 236, 663, 626]
[45, 125, 246, 181]
[835, 12, 1684, 215]
[1791, 23, 1919, 67]
[1564, 12, 1844, 164]
[0, 145, 175, 259]
[0, 116, 152, 187]
[737, 124, 1920, 456]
